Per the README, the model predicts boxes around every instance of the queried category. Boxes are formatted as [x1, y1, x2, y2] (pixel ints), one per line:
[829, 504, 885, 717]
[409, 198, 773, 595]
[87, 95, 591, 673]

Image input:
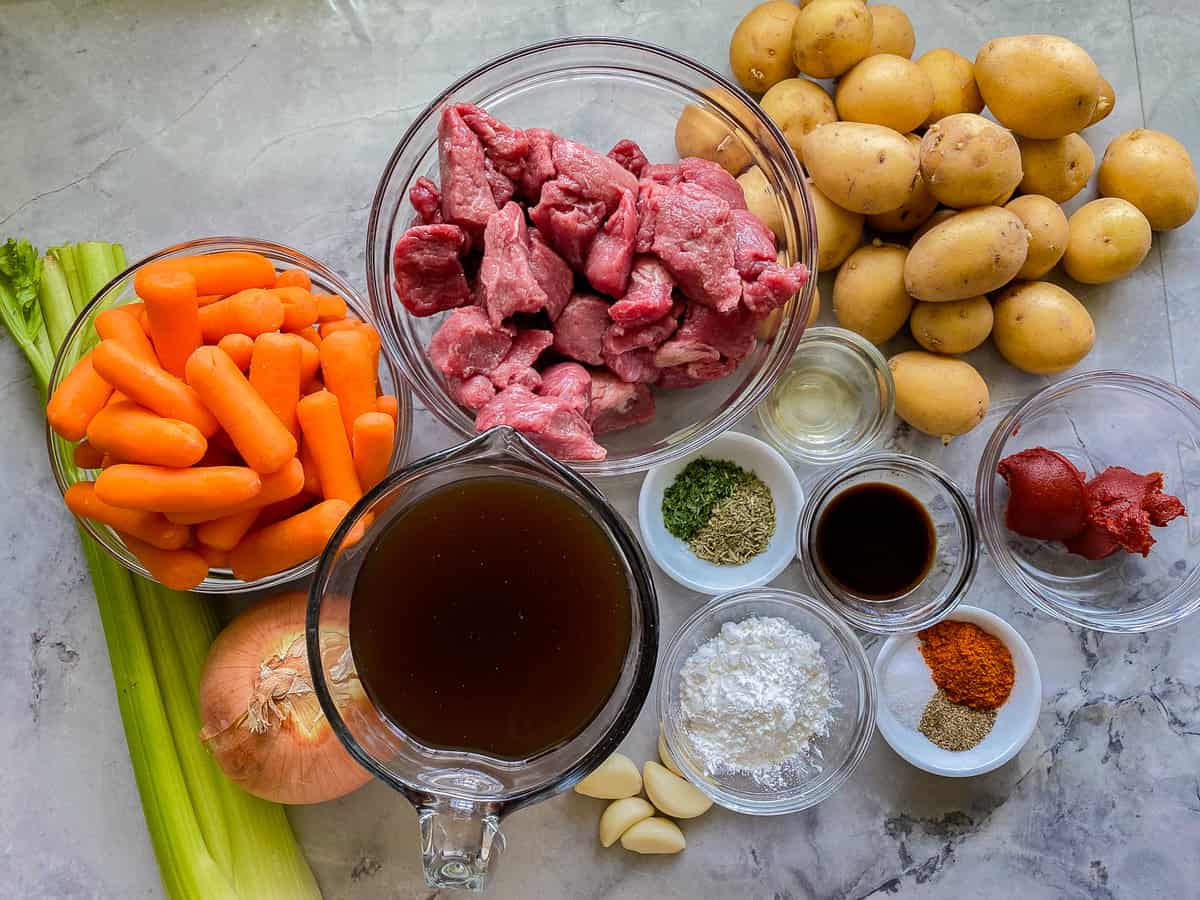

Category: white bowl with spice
[873, 606, 1041, 777]
[637, 432, 803, 595]
[658, 588, 877, 815]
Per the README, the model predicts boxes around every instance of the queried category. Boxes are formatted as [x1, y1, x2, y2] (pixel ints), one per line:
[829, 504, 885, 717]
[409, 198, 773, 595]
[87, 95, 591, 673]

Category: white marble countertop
[3, 1, 1198, 898]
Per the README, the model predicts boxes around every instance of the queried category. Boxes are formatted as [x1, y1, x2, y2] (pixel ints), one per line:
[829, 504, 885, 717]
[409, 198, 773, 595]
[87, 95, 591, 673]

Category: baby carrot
[229, 499, 350, 582]
[269, 287, 319, 332]
[375, 394, 399, 420]
[274, 269, 312, 291]
[318, 317, 359, 340]
[120, 533, 210, 591]
[100, 453, 117, 468]
[198, 289, 285, 342]
[297, 337, 320, 384]
[249, 333, 302, 437]
[146, 252, 276, 296]
[352, 412, 395, 490]
[86, 400, 208, 468]
[319, 329, 377, 436]
[136, 268, 202, 377]
[196, 544, 230, 570]
[95, 307, 158, 366]
[296, 391, 362, 504]
[314, 293, 347, 322]
[298, 439, 321, 496]
[196, 508, 260, 552]
[73, 440, 105, 469]
[196, 293, 225, 307]
[196, 442, 238, 467]
[164, 457, 305, 524]
[255, 491, 314, 527]
[95, 464, 262, 514]
[186, 346, 297, 473]
[47, 351, 115, 441]
[65, 482, 191, 550]
[216, 333, 255, 371]
[92, 339, 219, 437]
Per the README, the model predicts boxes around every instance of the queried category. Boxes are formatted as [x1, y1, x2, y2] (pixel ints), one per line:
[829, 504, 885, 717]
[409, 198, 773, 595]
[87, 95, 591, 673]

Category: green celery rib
[49, 245, 85, 314]
[78, 242, 117, 305]
[112, 243, 128, 273]
[39, 255, 76, 351]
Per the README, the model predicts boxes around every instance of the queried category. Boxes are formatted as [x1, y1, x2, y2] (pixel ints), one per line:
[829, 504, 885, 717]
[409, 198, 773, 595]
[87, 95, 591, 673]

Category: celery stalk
[49, 245, 85, 314]
[112, 243, 128, 273]
[78, 241, 117, 304]
[39, 256, 75, 350]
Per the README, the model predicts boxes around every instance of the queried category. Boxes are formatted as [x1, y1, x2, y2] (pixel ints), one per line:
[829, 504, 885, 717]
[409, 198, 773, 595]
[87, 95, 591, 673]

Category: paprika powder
[917, 620, 1014, 710]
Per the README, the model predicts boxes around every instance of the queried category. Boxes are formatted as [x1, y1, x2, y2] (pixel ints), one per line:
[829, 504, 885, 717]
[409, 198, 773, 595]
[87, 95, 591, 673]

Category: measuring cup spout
[416, 798, 504, 892]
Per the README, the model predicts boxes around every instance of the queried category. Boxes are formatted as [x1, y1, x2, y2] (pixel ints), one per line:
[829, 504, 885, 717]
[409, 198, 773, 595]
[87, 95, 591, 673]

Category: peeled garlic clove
[574, 752, 642, 799]
[658, 729, 683, 777]
[643, 760, 712, 819]
[620, 816, 686, 854]
[599, 797, 655, 847]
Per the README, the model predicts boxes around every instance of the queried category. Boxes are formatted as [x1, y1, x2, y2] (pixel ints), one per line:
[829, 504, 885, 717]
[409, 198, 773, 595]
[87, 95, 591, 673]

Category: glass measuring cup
[306, 426, 658, 891]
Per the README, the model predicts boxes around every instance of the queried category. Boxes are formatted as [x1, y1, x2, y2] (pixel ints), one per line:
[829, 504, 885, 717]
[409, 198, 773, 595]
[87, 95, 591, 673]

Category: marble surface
[2, 1, 1199, 897]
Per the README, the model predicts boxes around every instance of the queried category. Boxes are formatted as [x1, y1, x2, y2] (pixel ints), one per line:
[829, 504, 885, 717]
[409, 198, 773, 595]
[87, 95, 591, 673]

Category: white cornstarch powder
[678, 616, 835, 788]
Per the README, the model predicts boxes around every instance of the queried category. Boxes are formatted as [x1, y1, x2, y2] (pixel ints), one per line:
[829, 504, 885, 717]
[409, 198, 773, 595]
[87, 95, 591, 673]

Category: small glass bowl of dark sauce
[798, 453, 979, 633]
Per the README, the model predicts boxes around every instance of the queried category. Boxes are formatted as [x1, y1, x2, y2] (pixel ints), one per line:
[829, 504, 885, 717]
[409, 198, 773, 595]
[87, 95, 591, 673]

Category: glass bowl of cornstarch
[658, 587, 876, 814]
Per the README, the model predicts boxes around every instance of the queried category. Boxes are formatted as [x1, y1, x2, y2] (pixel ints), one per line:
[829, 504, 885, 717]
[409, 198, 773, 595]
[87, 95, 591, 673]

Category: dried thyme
[689, 473, 776, 565]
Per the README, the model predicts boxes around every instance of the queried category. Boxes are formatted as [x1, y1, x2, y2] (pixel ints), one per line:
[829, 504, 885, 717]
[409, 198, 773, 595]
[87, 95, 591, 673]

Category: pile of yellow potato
[687, 0, 1199, 442]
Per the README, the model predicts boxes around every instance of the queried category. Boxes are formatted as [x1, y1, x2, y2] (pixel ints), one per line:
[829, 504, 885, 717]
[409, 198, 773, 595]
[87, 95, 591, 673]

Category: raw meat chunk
[584, 189, 638, 298]
[588, 371, 655, 435]
[528, 229, 573, 322]
[653, 338, 719, 368]
[604, 348, 660, 384]
[476, 385, 606, 460]
[730, 209, 776, 278]
[518, 127, 558, 199]
[608, 256, 676, 326]
[456, 104, 529, 181]
[743, 262, 808, 317]
[608, 139, 649, 177]
[409, 177, 443, 225]
[641, 182, 742, 313]
[551, 138, 640, 213]
[437, 106, 498, 235]
[643, 163, 681, 184]
[730, 209, 809, 316]
[430, 306, 513, 377]
[529, 180, 607, 268]
[656, 303, 758, 365]
[539, 362, 592, 416]
[393, 224, 472, 317]
[478, 201, 548, 327]
[447, 374, 496, 411]
[603, 299, 683, 355]
[657, 357, 739, 389]
[552, 293, 611, 366]
[489, 329, 553, 390]
[483, 157, 515, 206]
[679, 157, 747, 210]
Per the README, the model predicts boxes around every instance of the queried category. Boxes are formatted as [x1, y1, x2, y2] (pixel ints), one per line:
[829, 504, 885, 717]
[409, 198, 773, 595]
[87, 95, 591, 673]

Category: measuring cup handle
[416, 799, 505, 892]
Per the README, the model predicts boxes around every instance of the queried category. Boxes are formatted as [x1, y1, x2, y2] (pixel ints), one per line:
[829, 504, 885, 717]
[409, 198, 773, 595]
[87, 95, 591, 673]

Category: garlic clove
[599, 797, 655, 847]
[643, 761, 713, 819]
[620, 817, 686, 854]
[574, 752, 642, 799]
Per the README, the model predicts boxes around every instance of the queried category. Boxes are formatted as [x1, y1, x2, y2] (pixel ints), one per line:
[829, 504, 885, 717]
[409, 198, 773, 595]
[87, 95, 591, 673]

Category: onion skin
[198, 591, 374, 804]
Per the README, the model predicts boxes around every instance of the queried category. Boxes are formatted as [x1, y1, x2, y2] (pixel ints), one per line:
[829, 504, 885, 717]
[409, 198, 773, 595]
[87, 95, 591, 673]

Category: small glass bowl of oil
[756, 327, 895, 465]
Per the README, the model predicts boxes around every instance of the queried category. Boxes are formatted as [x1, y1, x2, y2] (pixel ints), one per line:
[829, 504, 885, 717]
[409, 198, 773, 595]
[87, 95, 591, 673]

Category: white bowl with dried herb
[638, 432, 803, 595]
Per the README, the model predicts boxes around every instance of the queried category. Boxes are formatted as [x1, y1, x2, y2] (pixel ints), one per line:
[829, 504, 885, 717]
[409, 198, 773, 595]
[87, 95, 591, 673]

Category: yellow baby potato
[919, 113, 1023, 209]
[867, 4, 915, 58]
[808, 178, 866, 271]
[888, 351, 990, 443]
[760, 78, 837, 163]
[904, 206, 1029, 301]
[738, 166, 786, 240]
[802, 122, 920, 215]
[675, 87, 759, 175]
[992, 281, 1095, 374]
[1097, 129, 1199, 230]
[832, 242, 914, 344]
[730, 1, 801, 94]
[1005, 194, 1069, 279]
[835, 54, 934, 134]
[1017, 134, 1095, 203]
[1089, 75, 1115, 125]
[909, 296, 994, 355]
[915, 48, 984, 126]
[1062, 197, 1153, 284]
[791, 0, 874, 79]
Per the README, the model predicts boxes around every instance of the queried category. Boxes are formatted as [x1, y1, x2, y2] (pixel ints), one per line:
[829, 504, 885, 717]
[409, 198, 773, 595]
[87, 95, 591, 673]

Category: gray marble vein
[1, 0, 1198, 898]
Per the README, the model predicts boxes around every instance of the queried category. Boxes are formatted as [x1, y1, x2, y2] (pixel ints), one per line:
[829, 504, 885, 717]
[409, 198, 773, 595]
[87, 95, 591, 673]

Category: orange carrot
[319, 329, 377, 436]
[196, 508, 260, 551]
[216, 333, 255, 371]
[248, 333, 302, 437]
[318, 317, 359, 340]
[95, 307, 158, 367]
[47, 351, 115, 441]
[92, 339, 219, 436]
[163, 456, 306, 525]
[352, 412, 395, 490]
[196, 544, 230, 569]
[95, 464, 262, 514]
[293, 327, 322, 348]
[375, 394, 399, 420]
[136, 268, 203, 377]
[196, 293, 225, 307]
[86, 400, 208, 468]
[73, 440, 105, 469]
[65, 482, 191, 550]
[198, 289, 285, 342]
[274, 269, 312, 291]
[100, 453, 118, 468]
[120, 533, 210, 590]
[145, 252, 276, 295]
[314, 293, 348, 322]
[269, 287, 319, 332]
[255, 491, 314, 527]
[298, 439, 321, 496]
[196, 442, 238, 467]
[296, 390, 362, 504]
[229, 499, 350, 582]
[297, 337, 320, 384]
[185, 346, 297, 473]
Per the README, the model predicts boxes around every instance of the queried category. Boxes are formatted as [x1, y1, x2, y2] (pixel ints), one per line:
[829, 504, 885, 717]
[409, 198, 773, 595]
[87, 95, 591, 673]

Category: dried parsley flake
[662, 458, 745, 541]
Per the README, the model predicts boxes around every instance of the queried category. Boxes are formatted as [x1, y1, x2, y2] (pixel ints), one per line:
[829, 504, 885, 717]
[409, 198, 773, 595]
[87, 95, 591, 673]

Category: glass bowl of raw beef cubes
[366, 37, 817, 476]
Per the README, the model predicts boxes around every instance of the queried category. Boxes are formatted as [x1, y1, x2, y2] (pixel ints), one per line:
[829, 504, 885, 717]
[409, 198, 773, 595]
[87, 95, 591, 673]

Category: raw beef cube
[393, 224, 472, 317]
[730, 209, 777, 279]
[643, 182, 742, 313]
[528, 228, 574, 322]
[447, 374, 496, 411]
[478, 201, 548, 327]
[483, 157, 515, 206]
[476, 385, 606, 461]
[608, 256, 676, 326]
[584, 189, 638, 298]
[643, 163, 681, 184]
[657, 303, 758, 365]
[743, 262, 808, 317]
[518, 127, 558, 199]
[456, 104, 529, 181]
[604, 348, 661, 384]
[489, 329, 553, 390]
[608, 139, 649, 177]
[437, 106, 498, 235]
[653, 337, 720, 368]
[728, 209, 809, 316]
[551, 293, 611, 366]
[658, 357, 739, 389]
[530, 180, 607, 269]
[551, 138, 640, 214]
[588, 371, 655, 435]
[603, 299, 683, 355]
[409, 177, 443, 225]
[679, 157, 747, 210]
[539, 362, 592, 416]
[429, 306, 513, 377]
[633, 178, 667, 253]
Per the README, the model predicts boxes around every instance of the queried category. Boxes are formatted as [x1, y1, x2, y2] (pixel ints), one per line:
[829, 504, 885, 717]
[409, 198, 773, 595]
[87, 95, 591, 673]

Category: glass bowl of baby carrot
[45, 237, 412, 593]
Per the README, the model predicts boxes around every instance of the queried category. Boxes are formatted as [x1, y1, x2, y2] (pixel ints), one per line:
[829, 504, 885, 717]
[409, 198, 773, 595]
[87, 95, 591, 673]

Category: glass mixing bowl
[365, 36, 817, 477]
[46, 237, 412, 594]
[976, 371, 1200, 632]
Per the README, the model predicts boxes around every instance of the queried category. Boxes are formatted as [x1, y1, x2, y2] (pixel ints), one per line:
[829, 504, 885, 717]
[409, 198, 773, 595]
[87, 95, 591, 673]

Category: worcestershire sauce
[815, 482, 935, 600]
[349, 477, 632, 761]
